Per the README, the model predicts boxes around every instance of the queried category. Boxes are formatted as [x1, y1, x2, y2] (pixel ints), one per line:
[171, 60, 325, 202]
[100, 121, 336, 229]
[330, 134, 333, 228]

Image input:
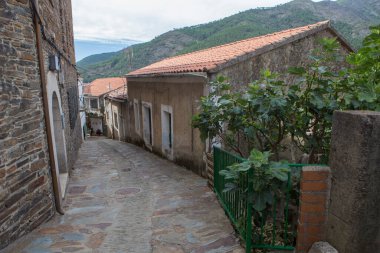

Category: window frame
[142, 101, 153, 148]
[90, 98, 99, 109]
[133, 99, 141, 136]
[161, 104, 173, 160]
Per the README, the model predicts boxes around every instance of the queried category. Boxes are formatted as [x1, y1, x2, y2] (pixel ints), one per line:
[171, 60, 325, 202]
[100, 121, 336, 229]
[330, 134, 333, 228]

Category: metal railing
[213, 146, 304, 253]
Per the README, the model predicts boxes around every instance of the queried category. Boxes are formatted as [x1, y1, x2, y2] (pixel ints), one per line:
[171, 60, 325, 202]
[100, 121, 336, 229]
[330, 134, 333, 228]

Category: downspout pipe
[31, 0, 64, 215]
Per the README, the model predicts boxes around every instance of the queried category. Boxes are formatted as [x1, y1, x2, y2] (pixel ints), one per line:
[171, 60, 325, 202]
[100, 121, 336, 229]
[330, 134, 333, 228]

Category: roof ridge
[148, 20, 330, 63]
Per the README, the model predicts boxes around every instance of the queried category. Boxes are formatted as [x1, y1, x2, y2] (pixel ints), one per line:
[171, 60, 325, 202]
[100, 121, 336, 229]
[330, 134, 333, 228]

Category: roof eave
[99, 87, 126, 97]
[83, 94, 99, 97]
[126, 71, 208, 79]
[106, 96, 127, 102]
[326, 26, 356, 53]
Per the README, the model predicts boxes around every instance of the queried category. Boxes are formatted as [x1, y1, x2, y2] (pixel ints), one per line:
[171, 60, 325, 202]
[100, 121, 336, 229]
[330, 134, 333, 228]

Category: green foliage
[286, 37, 349, 163]
[200, 22, 379, 245]
[220, 149, 290, 212]
[192, 71, 291, 159]
[346, 25, 380, 110]
[194, 27, 380, 165]
[77, 51, 117, 70]
[286, 29, 380, 161]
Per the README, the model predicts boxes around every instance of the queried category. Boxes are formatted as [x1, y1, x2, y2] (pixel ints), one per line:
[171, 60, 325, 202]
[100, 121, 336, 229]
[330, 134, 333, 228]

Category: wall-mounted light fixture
[49, 54, 60, 71]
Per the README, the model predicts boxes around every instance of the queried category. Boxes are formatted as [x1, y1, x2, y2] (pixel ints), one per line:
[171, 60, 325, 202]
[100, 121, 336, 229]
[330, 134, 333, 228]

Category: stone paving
[2, 137, 243, 253]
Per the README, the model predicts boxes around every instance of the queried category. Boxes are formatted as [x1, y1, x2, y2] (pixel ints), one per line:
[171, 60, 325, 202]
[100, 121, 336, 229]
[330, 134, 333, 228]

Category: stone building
[125, 21, 353, 176]
[104, 86, 128, 141]
[83, 77, 125, 135]
[0, 0, 82, 249]
[78, 77, 87, 139]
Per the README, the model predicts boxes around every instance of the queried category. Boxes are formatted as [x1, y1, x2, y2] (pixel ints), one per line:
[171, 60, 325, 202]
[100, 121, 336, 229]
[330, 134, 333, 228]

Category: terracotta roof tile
[107, 86, 128, 100]
[127, 21, 331, 76]
[83, 77, 126, 97]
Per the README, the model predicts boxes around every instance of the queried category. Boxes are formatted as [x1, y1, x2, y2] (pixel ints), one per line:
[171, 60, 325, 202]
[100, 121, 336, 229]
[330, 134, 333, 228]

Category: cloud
[72, 0, 321, 42]
[72, 0, 332, 41]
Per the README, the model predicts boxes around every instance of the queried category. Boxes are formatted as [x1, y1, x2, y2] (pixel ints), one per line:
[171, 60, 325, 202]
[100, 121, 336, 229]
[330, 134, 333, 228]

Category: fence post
[296, 166, 331, 253]
[213, 146, 218, 193]
[245, 168, 253, 253]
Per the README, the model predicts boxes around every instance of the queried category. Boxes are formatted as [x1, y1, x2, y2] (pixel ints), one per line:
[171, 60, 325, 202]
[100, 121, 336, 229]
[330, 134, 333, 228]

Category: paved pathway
[3, 138, 243, 253]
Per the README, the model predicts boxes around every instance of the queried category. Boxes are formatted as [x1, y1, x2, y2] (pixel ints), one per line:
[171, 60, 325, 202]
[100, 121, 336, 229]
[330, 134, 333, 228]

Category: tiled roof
[107, 86, 128, 100]
[83, 77, 125, 97]
[127, 21, 340, 76]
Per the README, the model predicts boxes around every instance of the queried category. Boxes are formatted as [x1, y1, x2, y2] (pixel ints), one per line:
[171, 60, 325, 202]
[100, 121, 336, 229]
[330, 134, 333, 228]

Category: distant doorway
[161, 105, 173, 160]
[142, 102, 153, 148]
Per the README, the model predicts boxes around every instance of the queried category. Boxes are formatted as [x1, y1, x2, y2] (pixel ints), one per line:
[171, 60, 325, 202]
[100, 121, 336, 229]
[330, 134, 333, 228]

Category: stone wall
[327, 111, 380, 253]
[213, 29, 351, 88]
[37, 0, 81, 170]
[0, 0, 81, 249]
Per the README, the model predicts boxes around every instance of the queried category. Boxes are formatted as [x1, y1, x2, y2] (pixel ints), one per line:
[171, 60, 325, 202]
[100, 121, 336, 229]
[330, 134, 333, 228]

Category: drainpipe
[31, 0, 64, 215]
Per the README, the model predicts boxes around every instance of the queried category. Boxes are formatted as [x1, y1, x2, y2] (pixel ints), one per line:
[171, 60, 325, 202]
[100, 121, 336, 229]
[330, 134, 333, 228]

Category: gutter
[31, 0, 64, 215]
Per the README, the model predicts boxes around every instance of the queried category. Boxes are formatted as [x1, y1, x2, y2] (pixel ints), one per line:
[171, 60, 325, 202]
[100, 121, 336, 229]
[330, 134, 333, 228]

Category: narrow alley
[3, 138, 243, 253]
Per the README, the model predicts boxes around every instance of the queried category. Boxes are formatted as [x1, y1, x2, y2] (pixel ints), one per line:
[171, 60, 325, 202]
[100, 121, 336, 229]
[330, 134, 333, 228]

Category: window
[142, 101, 153, 146]
[133, 99, 140, 135]
[67, 87, 78, 129]
[114, 112, 118, 130]
[90, 98, 98, 109]
[161, 105, 173, 159]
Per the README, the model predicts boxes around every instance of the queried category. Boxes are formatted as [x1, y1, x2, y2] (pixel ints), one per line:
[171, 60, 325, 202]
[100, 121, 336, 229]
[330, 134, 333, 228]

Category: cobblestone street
[2, 138, 243, 253]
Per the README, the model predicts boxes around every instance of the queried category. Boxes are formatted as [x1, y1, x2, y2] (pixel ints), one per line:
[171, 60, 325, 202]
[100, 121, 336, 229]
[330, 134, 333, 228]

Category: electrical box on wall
[49, 55, 60, 71]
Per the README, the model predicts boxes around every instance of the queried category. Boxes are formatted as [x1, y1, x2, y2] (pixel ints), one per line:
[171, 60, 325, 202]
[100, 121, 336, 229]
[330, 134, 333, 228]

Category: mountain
[77, 0, 380, 82]
[74, 39, 140, 62]
[77, 51, 117, 68]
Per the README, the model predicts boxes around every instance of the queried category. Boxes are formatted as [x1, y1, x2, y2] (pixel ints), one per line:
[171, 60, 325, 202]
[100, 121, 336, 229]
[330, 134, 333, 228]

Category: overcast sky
[72, 0, 326, 42]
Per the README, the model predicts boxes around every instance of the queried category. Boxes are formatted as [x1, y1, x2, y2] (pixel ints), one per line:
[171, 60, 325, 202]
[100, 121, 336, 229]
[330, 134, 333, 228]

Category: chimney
[108, 83, 111, 90]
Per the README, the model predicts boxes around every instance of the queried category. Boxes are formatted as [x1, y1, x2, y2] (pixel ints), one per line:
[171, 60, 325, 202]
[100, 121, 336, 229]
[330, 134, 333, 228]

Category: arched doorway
[46, 71, 69, 204]
[51, 91, 69, 196]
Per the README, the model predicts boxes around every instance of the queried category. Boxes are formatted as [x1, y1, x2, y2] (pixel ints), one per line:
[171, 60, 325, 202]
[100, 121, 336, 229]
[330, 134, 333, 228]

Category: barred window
[90, 99, 98, 109]
[67, 87, 79, 129]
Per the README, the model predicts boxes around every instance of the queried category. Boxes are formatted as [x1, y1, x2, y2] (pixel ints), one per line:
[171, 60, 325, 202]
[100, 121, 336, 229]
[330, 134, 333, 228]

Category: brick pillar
[296, 166, 331, 253]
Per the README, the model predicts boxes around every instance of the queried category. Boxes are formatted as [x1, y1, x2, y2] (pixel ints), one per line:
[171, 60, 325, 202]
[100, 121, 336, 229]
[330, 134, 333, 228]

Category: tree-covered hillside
[77, 0, 380, 82]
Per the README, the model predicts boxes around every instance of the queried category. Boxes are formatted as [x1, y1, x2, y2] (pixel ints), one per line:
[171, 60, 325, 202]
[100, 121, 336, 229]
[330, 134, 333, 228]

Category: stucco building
[104, 86, 128, 141]
[0, 0, 82, 249]
[125, 21, 352, 176]
[78, 77, 87, 139]
[83, 77, 125, 135]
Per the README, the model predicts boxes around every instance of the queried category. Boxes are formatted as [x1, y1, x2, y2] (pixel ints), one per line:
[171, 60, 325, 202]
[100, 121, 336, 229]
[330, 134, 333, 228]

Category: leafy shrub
[193, 26, 380, 163]
[220, 149, 290, 212]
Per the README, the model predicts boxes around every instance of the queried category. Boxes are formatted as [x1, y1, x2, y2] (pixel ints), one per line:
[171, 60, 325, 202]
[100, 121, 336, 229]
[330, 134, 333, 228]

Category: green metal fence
[213, 146, 304, 253]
